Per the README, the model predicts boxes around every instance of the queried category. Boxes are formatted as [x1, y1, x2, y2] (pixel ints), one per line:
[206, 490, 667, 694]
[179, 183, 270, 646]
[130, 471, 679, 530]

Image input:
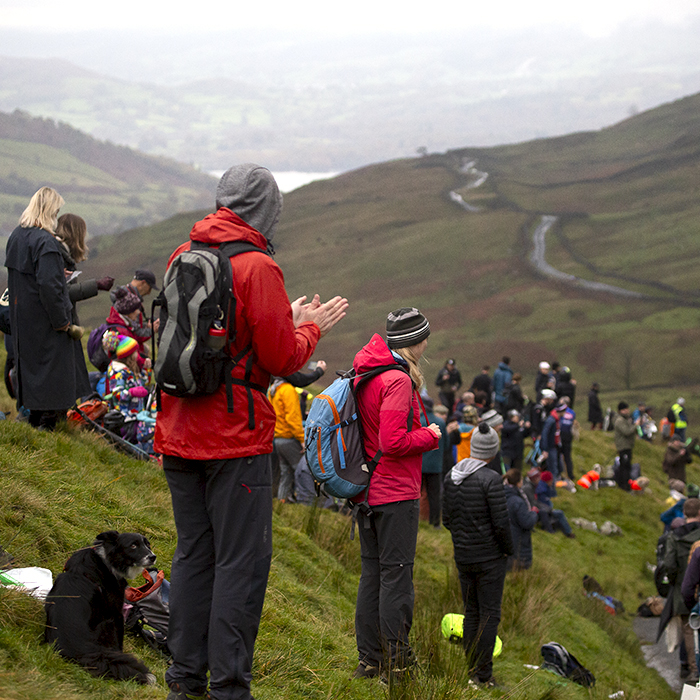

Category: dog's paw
[143, 673, 157, 686]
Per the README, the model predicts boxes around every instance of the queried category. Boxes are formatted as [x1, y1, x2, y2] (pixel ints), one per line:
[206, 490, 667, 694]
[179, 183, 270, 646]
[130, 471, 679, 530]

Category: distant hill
[76, 92, 700, 397]
[0, 108, 215, 238]
[1, 18, 700, 172]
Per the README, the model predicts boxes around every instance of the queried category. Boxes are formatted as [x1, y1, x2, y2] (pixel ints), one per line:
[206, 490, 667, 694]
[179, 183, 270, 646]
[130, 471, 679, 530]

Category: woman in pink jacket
[352, 308, 442, 681]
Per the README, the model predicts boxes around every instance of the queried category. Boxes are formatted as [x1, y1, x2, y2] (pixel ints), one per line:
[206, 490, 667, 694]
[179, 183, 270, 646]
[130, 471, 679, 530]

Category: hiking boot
[565, 532, 576, 539]
[166, 683, 210, 700]
[352, 661, 381, 679]
[469, 676, 498, 688]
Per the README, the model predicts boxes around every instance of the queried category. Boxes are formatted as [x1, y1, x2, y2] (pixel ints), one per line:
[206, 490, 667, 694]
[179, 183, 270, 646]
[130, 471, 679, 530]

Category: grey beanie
[470, 422, 500, 461]
[481, 409, 503, 429]
[216, 163, 283, 240]
[386, 307, 430, 349]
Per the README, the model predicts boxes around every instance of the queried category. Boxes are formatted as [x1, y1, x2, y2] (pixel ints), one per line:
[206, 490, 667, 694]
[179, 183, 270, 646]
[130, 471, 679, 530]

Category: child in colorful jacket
[104, 333, 154, 452]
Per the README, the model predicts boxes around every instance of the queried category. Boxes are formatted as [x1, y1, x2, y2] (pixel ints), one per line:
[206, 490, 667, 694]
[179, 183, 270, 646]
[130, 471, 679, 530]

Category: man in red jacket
[154, 164, 347, 700]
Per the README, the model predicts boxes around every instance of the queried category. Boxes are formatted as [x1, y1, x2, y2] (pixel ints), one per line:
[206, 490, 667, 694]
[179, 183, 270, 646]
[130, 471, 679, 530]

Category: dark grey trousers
[163, 454, 272, 700]
[355, 499, 419, 669]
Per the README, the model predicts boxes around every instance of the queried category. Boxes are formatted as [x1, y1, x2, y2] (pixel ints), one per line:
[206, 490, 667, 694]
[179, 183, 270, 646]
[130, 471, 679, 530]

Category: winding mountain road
[450, 158, 648, 300]
[528, 215, 644, 298]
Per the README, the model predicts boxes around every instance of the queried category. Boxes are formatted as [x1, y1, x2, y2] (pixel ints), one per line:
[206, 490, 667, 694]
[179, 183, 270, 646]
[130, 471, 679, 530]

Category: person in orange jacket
[268, 377, 305, 502]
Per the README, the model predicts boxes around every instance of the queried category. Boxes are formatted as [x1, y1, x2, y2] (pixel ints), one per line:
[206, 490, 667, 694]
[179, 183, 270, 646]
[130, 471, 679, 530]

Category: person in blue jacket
[535, 471, 575, 538]
[504, 469, 538, 570]
[492, 357, 513, 416]
[421, 396, 447, 527]
[558, 398, 576, 480]
[540, 403, 567, 479]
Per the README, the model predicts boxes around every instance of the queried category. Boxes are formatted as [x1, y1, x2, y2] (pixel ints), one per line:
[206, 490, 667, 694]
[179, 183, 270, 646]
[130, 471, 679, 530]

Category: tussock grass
[0, 416, 681, 699]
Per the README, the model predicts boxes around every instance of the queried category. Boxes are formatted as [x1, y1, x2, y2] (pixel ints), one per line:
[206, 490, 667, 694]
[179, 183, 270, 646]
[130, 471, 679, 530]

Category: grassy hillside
[0, 109, 215, 238]
[66, 92, 700, 429]
[275, 94, 700, 400]
[0, 404, 684, 700]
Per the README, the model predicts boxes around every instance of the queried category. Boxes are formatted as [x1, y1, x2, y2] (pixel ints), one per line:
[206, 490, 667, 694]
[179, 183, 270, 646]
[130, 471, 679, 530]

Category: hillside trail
[528, 215, 645, 298]
[449, 157, 698, 305]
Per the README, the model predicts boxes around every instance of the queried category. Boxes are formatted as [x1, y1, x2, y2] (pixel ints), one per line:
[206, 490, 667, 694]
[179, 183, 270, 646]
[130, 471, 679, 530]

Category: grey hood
[215, 163, 283, 241]
[449, 458, 487, 486]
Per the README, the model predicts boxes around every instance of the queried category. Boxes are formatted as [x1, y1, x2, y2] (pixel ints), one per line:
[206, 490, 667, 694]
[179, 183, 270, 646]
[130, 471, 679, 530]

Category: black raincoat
[5, 225, 90, 411]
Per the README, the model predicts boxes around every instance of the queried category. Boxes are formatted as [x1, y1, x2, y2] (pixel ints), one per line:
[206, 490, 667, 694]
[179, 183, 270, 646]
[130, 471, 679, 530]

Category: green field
[0, 110, 215, 238]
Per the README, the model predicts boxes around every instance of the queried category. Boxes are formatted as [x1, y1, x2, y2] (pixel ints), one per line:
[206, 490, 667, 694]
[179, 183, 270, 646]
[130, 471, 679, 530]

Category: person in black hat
[613, 401, 641, 491]
[110, 269, 161, 344]
[435, 358, 462, 412]
[351, 307, 441, 681]
[132, 269, 159, 296]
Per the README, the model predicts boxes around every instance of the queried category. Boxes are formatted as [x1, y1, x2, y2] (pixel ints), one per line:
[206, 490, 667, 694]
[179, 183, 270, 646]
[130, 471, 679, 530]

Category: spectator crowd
[3, 179, 698, 697]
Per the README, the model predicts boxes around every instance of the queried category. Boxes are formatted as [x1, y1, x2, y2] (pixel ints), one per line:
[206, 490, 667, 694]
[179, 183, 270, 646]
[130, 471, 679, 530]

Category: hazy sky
[1, 0, 698, 36]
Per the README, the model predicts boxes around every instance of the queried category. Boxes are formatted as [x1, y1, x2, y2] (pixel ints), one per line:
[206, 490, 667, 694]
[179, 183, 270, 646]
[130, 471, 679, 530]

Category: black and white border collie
[44, 530, 157, 684]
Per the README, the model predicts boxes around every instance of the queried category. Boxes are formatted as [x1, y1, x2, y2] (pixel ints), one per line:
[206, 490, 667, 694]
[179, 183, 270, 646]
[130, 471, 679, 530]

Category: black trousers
[355, 500, 419, 669]
[438, 391, 455, 411]
[502, 454, 523, 472]
[456, 556, 508, 682]
[163, 454, 272, 700]
[617, 449, 632, 491]
[422, 472, 442, 526]
[560, 435, 574, 480]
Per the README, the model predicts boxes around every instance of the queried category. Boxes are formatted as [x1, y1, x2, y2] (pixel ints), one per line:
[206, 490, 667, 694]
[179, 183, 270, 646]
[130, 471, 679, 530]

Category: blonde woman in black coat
[5, 188, 89, 428]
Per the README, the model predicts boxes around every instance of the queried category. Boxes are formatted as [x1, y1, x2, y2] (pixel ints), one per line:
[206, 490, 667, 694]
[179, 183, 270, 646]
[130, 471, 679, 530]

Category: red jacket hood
[190, 208, 268, 249]
[167, 208, 269, 267]
[353, 333, 404, 374]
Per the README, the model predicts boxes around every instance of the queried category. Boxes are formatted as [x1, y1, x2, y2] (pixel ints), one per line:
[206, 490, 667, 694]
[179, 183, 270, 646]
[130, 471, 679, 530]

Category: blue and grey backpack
[304, 365, 406, 501]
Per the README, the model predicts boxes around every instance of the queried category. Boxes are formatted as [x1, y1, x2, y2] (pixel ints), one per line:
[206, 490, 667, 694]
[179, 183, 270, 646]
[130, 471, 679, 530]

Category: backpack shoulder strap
[187, 239, 269, 258]
[353, 364, 408, 391]
[217, 240, 270, 259]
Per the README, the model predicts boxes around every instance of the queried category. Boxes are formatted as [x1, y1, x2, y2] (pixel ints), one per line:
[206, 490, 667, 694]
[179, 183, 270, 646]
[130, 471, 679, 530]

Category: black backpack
[152, 240, 267, 421]
[125, 568, 170, 657]
[0, 288, 10, 335]
[540, 642, 595, 687]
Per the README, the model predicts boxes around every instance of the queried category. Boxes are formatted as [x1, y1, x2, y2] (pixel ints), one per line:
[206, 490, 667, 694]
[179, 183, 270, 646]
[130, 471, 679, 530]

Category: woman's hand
[427, 423, 442, 439]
